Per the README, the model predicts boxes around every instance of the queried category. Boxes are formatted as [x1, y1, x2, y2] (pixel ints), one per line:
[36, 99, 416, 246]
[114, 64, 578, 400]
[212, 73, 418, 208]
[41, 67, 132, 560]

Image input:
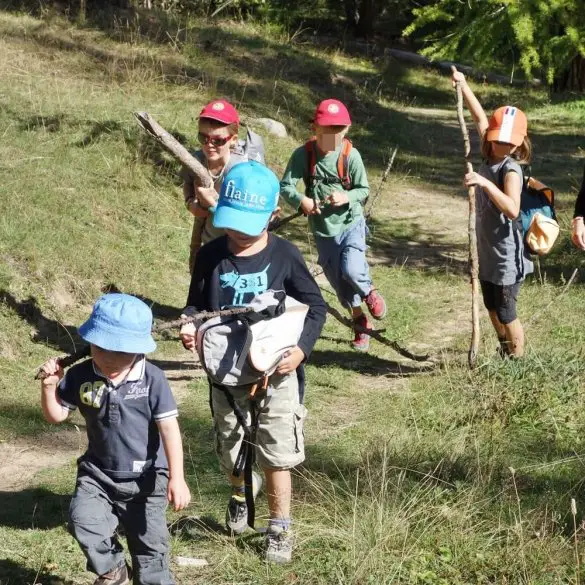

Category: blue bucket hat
[79, 293, 156, 354]
[212, 161, 280, 236]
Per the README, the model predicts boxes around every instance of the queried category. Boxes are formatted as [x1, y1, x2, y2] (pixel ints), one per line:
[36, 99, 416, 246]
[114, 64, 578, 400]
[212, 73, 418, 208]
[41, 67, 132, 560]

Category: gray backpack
[234, 127, 265, 165]
[195, 290, 308, 387]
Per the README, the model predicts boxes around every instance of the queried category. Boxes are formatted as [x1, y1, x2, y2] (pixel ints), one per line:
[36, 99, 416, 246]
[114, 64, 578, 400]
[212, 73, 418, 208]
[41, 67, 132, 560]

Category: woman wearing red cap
[280, 98, 387, 352]
[182, 99, 261, 273]
[452, 70, 533, 358]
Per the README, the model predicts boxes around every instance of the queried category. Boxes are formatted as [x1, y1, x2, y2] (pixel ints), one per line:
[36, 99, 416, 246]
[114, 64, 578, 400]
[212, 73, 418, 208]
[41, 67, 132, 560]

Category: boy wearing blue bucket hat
[39, 293, 191, 585]
[180, 161, 327, 563]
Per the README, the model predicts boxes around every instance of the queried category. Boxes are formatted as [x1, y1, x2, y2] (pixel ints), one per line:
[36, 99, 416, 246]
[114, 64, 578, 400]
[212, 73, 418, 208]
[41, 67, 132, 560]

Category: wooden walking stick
[35, 346, 91, 380]
[133, 112, 213, 188]
[452, 66, 481, 369]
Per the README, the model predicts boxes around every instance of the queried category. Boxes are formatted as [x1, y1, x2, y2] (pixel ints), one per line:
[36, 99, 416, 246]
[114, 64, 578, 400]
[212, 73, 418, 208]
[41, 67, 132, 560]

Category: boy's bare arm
[452, 71, 489, 137]
[39, 358, 69, 424]
[157, 417, 191, 511]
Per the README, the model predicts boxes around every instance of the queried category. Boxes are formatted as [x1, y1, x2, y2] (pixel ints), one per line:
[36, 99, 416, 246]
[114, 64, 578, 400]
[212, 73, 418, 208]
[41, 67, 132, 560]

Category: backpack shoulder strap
[338, 137, 352, 190]
[304, 139, 317, 197]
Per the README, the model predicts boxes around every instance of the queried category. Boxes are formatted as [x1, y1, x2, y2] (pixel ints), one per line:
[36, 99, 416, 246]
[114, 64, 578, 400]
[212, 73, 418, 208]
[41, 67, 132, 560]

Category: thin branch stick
[452, 66, 481, 369]
[525, 268, 578, 328]
[34, 307, 254, 379]
[34, 346, 91, 380]
[268, 210, 303, 232]
[133, 112, 212, 188]
[153, 306, 254, 332]
[325, 304, 431, 362]
[365, 147, 398, 220]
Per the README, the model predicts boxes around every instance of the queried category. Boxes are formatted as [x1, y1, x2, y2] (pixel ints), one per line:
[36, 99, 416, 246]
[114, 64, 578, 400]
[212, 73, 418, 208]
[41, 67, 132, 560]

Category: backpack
[236, 127, 265, 165]
[497, 163, 559, 256]
[195, 290, 309, 387]
[304, 137, 352, 196]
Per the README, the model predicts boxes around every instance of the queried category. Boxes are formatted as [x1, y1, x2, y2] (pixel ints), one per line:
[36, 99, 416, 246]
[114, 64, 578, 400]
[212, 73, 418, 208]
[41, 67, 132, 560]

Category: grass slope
[1, 8, 585, 585]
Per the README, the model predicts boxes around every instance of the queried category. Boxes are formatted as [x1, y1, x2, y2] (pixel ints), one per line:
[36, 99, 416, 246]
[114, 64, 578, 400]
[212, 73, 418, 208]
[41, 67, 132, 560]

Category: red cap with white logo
[199, 99, 240, 125]
[313, 99, 351, 126]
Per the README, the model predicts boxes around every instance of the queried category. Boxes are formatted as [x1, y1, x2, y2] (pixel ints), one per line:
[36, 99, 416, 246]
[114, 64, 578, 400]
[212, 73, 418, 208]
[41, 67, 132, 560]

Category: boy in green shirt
[280, 99, 386, 351]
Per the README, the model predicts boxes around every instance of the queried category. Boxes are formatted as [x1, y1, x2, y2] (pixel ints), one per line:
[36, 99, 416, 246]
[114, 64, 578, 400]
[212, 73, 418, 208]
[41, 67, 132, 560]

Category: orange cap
[486, 106, 528, 147]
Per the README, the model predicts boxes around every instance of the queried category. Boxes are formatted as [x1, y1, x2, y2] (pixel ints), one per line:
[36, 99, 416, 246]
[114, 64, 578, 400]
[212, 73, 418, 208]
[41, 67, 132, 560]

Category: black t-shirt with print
[186, 234, 327, 359]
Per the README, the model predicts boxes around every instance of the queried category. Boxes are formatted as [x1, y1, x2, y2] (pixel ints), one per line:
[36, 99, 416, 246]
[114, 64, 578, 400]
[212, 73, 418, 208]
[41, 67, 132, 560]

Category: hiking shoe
[93, 563, 130, 585]
[265, 524, 294, 564]
[364, 289, 387, 320]
[225, 471, 262, 535]
[352, 313, 371, 352]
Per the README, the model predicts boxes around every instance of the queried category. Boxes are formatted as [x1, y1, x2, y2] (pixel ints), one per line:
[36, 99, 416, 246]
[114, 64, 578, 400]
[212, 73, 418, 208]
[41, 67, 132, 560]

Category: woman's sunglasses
[197, 132, 233, 147]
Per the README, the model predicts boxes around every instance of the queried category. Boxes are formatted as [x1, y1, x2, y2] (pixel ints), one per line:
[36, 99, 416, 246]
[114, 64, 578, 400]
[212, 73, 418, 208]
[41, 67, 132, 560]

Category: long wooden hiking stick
[452, 66, 480, 369]
[133, 112, 213, 188]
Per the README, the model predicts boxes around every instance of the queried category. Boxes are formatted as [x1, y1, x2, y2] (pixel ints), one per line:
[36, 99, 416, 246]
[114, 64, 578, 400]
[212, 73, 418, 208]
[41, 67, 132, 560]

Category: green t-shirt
[280, 143, 369, 237]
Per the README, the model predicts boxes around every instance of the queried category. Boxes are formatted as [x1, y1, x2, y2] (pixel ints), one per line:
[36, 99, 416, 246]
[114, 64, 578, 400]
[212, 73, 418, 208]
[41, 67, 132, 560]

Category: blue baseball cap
[79, 293, 156, 354]
[212, 161, 279, 236]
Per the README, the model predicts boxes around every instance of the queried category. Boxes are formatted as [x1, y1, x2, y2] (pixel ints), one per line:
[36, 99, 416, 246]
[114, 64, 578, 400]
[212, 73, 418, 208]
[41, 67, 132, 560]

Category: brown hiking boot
[93, 563, 130, 585]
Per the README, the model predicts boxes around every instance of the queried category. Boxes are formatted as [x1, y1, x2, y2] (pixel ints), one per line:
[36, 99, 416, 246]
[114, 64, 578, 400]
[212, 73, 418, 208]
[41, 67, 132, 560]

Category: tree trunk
[77, 0, 86, 23]
[343, 0, 378, 38]
[553, 53, 585, 92]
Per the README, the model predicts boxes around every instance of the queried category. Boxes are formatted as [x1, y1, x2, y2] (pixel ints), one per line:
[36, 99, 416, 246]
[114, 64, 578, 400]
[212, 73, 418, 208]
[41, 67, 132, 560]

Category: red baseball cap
[486, 106, 527, 147]
[313, 99, 351, 126]
[199, 99, 240, 125]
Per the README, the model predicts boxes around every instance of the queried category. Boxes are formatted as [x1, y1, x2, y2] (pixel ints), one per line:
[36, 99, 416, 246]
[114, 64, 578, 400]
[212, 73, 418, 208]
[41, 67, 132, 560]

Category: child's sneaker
[225, 471, 263, 535]
[93, 563, 130, 585]
[364, 289, 387, 320]
[352, 313, 371, 352]
[265, 524, 293, 564]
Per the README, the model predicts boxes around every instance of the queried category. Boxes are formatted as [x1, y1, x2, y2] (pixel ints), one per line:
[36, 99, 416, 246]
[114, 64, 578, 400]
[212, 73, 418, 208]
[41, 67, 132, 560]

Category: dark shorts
[480, 280, 521, 325]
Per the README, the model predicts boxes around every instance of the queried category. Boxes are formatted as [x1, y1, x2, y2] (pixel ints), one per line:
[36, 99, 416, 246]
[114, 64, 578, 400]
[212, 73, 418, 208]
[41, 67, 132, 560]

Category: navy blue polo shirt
[58, 357, 178, 480]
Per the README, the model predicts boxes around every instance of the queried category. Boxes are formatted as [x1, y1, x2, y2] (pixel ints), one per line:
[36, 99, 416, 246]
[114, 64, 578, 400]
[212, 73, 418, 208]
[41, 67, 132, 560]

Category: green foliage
[404, 0, 585, 87]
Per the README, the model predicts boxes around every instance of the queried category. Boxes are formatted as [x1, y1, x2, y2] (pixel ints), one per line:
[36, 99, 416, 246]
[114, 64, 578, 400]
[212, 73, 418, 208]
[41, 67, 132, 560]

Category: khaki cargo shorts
[211, 372, 307, 473]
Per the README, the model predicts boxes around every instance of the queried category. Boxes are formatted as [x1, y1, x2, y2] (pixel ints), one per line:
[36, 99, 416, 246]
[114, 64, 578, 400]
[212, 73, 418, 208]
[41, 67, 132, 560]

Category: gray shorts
[211, 373, 306, 473]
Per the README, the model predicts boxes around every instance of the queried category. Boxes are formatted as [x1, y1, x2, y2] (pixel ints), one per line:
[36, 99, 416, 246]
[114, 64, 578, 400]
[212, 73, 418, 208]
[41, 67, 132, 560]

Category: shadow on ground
[0, 559, 73, 585]
[310, 348, 434, 377]
[0, 487, 69, 530]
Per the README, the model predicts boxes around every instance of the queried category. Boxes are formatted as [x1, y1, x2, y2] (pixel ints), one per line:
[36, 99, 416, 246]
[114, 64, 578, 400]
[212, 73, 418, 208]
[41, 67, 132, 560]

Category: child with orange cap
[452, 71, 533, 358]
[280, 98, 386, 352]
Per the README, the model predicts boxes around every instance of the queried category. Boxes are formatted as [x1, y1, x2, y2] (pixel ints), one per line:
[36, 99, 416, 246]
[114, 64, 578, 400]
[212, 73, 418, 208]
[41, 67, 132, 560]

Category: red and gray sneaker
[364, 289, 387, 320]
[352, 313, 371, 352]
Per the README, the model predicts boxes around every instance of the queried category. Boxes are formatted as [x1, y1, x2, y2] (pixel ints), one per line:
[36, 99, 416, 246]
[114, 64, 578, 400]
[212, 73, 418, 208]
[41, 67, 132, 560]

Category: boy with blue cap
[179, 161, 327, 563]
[39, 293, 191, 585]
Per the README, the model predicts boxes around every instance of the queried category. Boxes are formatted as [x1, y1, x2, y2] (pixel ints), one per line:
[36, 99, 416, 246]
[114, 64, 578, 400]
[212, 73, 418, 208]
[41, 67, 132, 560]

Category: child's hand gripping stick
[34, 346, 91, 380]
